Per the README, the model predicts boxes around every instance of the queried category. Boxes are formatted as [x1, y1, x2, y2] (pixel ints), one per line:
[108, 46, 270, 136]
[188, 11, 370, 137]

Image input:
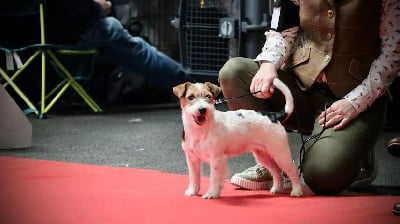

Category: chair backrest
[0, 0, 44, 48]
[51, 50, 98, 80]
[0, 0, 41, 16]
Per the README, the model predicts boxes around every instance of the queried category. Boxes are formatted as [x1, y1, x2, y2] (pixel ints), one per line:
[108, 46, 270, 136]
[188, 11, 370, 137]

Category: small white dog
[173, 79, 303, 199]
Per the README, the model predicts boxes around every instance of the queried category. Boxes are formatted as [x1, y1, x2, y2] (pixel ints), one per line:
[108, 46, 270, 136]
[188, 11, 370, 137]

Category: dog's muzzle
[194, 108, 207, 126]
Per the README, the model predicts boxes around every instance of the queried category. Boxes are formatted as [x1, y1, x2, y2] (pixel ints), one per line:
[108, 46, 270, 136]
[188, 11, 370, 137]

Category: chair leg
[40, 49, 46, 117]
[0, 50, 43, 116]
[3, 50, 41, 88]
[44, 79, 68, 102]
[44, 81, 71, 114]
[0, 67, 39, 115]
[1, 48, 102, 117]
[40, 79, 70, 113]
[46, 50, 103, 113]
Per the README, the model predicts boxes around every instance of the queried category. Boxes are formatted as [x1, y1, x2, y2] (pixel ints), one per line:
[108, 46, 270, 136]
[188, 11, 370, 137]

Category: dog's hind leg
[185, 154, 202, 196]
[266, 148, 303, 197]
[277, 161, 303, 197]
[253, 150, 284, 194]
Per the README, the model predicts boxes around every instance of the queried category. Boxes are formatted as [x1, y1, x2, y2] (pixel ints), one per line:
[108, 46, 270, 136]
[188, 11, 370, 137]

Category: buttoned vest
[283, 0, 381, 97]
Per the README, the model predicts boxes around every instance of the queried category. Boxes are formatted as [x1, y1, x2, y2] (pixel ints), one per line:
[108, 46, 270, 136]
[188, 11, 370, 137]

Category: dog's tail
[272, 78, 294, 120]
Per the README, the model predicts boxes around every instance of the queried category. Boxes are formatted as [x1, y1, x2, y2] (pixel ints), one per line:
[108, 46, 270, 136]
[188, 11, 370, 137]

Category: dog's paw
[270, 185, 284, 194]
[202, 190, 220, 199]
[184, 188, 199, 196]
[290, 187, 303, 197]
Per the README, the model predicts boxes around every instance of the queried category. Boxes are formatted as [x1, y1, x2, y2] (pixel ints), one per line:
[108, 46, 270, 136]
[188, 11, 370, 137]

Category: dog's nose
[199, 108, 207, 115]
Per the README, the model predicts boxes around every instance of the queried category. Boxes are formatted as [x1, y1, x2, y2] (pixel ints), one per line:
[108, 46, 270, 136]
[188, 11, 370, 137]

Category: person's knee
[103, 17, 124, 32]
[302, 160, 356, 195]
[218, 57, 249, 85]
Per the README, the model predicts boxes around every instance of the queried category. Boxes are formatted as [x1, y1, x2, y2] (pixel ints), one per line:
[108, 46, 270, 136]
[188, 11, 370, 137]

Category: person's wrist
[260, 60, 279, 70]
[260, 61, 279, 73]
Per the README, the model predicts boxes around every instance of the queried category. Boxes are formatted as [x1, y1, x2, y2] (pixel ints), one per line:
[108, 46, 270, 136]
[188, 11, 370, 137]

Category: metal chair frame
[0, 1, 102, 118]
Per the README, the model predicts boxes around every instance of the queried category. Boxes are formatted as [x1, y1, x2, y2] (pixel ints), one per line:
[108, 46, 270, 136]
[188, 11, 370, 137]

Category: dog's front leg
[184, 153, 201, 196]
[202, 156, 228, 199]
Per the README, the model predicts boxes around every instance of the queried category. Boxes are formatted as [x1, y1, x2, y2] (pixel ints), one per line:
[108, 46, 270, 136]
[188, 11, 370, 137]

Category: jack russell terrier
[173, 79, 303, 199]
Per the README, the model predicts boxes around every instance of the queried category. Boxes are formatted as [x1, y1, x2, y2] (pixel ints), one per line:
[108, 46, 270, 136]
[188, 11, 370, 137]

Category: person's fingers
[319, 106, 342, 128]
[333, 117, 351, 131]
[250, 80, 258, 93]
[325, 114, 342, 128]
[319, 107, 333, 124]
[253, 83, 275, 99]
[318, 113, 327, 125]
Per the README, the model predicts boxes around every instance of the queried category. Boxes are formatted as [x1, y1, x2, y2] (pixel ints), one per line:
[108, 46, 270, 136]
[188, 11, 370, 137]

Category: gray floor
[1, 102, 400, 195]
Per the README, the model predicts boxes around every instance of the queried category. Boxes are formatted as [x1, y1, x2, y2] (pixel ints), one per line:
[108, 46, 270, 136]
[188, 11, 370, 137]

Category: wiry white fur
[173, 80, 302, 199]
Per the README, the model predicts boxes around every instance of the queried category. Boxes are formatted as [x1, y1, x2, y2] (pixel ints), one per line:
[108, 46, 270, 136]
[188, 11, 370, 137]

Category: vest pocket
[348, 58, 371, 82]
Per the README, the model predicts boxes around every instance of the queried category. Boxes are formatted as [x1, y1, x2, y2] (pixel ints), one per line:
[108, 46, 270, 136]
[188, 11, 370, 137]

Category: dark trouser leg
[302, 91, 386, 195]
[219, 57, 386, 195]
[218, 57, 269, 111]
[78, 17, 188, 91]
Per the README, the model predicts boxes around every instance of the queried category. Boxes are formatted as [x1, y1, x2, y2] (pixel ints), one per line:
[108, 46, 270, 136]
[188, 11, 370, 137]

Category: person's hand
[318, 99, 358, 131]
[250, 62, 278, 99]
[94, 0, 112, 16]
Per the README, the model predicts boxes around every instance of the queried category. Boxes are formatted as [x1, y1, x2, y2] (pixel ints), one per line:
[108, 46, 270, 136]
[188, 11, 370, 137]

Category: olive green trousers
[219, 57, 386, 195]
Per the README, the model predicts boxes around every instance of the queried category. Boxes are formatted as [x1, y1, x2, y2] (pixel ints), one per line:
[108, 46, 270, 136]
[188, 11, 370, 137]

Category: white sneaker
[230, 164, 273, 190]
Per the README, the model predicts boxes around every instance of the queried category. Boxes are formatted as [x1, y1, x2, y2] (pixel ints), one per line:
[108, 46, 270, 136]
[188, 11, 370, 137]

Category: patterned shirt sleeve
[254, 30, 288, 67]
[344, 0, 400, 114]
[254, 0, 299, 67]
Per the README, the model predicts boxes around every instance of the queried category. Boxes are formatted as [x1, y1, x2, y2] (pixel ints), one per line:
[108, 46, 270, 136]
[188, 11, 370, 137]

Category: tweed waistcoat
[283, 0, 381, 97]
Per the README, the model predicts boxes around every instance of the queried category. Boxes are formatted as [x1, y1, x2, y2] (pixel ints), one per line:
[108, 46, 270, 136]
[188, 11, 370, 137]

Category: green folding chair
[0, 0, 102, 118]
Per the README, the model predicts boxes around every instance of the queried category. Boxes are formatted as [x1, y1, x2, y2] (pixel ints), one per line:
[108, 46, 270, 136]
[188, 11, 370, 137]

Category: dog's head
[173, 82, 221, 126]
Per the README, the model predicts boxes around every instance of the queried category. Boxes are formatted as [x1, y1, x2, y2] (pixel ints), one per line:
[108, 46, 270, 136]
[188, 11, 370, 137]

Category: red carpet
[0, 156, 399, 224]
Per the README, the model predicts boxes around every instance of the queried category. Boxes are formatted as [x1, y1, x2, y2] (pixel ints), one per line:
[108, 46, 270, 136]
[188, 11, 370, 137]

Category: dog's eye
[188, 95, 195, 100]
[206, 95, 212, 99]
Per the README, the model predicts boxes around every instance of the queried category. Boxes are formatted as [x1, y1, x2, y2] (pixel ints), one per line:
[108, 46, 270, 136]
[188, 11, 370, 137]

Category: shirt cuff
[254, 31, 287, 68]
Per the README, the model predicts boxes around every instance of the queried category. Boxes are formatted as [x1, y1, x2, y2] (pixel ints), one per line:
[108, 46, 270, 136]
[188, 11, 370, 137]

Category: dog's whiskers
[215, 91, 261, 105]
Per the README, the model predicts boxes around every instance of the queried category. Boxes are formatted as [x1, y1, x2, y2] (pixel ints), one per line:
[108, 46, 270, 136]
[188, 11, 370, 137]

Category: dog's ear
[205, 82, 221, 98]
[173, 82, 191, 98]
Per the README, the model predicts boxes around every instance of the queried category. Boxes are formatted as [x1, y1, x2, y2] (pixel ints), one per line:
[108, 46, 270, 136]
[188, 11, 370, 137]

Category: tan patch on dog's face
[173, 82, 221, 108]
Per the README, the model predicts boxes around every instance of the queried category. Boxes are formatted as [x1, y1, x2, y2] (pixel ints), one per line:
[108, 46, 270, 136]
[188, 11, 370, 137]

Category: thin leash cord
[297, 103, 329, 176]
[215, 91, 261, 105]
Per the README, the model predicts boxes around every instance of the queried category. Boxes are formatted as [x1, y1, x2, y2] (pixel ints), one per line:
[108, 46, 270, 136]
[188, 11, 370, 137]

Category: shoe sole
[387, 143, 400, 158]
[350, 153, 379, 188]
[230, 176, 272, 190]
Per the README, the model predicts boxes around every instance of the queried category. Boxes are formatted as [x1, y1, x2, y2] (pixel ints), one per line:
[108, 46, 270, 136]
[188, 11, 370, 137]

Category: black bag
[89, 65, 171, 105]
